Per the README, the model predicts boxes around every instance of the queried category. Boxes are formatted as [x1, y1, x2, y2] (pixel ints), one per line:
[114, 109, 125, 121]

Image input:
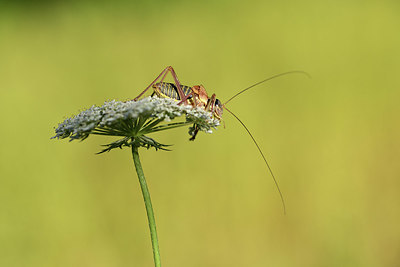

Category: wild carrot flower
[53, 96, 220, 267]
[53, 96, 219, 151]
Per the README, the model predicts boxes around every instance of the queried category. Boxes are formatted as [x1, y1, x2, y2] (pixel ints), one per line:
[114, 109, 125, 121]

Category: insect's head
[214, 98, 224, 120]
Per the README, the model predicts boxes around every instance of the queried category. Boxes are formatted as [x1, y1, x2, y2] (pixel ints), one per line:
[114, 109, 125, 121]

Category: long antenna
[224, 107, 286, 214]
[223, 70, 310, 106]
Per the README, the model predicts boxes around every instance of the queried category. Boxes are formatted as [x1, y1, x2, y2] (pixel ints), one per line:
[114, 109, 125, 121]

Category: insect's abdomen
[154, 82, 192, 101]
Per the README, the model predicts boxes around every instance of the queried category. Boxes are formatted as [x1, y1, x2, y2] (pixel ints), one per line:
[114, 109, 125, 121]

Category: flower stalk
[131, 144, 161, 267]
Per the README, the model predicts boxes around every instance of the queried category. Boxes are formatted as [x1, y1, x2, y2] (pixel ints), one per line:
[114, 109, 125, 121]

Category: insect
[134, 66, 223, 140]
[134, 66, 308, 213]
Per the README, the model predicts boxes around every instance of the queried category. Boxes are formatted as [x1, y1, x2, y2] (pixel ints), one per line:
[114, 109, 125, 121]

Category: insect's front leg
[189, 124, 199, 141]
[205, 94, 217, 113]
[189, 94, 217, 141]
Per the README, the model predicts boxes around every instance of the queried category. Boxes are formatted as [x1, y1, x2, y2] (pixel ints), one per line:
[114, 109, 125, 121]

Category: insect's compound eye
[215, 99, 221, 107]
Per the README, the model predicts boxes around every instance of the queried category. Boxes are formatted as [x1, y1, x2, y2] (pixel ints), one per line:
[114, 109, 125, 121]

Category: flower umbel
[53, 96, 220, 153]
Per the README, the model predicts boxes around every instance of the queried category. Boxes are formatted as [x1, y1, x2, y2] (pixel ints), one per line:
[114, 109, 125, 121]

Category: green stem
[131, 145, 161, 267]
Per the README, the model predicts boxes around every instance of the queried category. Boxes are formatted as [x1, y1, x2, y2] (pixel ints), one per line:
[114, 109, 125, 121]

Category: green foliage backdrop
[1, 1, 399, 266]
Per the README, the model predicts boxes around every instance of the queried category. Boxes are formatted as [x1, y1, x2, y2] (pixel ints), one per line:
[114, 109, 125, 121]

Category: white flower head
[53, 96, 220, 152]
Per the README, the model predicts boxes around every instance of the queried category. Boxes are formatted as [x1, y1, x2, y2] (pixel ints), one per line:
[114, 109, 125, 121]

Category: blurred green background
[1, 1, 399, 266]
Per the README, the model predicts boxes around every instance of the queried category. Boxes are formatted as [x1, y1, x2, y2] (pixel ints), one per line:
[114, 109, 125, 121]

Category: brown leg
[166, 66, 190, 104]
[189, 94, 216, 141]
[178, 91, 192, 105]
[134, 66, 169, 101]
[189, 124, 199, 141]
[134, 66, 190, 104]
[177, 90, 199, 107]
[205, 94, 217, 113]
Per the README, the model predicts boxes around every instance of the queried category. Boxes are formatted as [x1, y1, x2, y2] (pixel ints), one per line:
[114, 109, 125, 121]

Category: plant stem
[131, 145, 161, 267]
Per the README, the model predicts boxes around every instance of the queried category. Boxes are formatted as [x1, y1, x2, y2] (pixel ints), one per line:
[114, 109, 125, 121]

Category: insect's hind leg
[165, 66, 191, 105]
[134, 66, 171, 101]
[134, 66, 191, 105]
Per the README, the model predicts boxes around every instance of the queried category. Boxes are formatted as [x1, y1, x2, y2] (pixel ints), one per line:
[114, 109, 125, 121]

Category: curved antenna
[223, 71, 310, 106]
[224, 107, 286, 214]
